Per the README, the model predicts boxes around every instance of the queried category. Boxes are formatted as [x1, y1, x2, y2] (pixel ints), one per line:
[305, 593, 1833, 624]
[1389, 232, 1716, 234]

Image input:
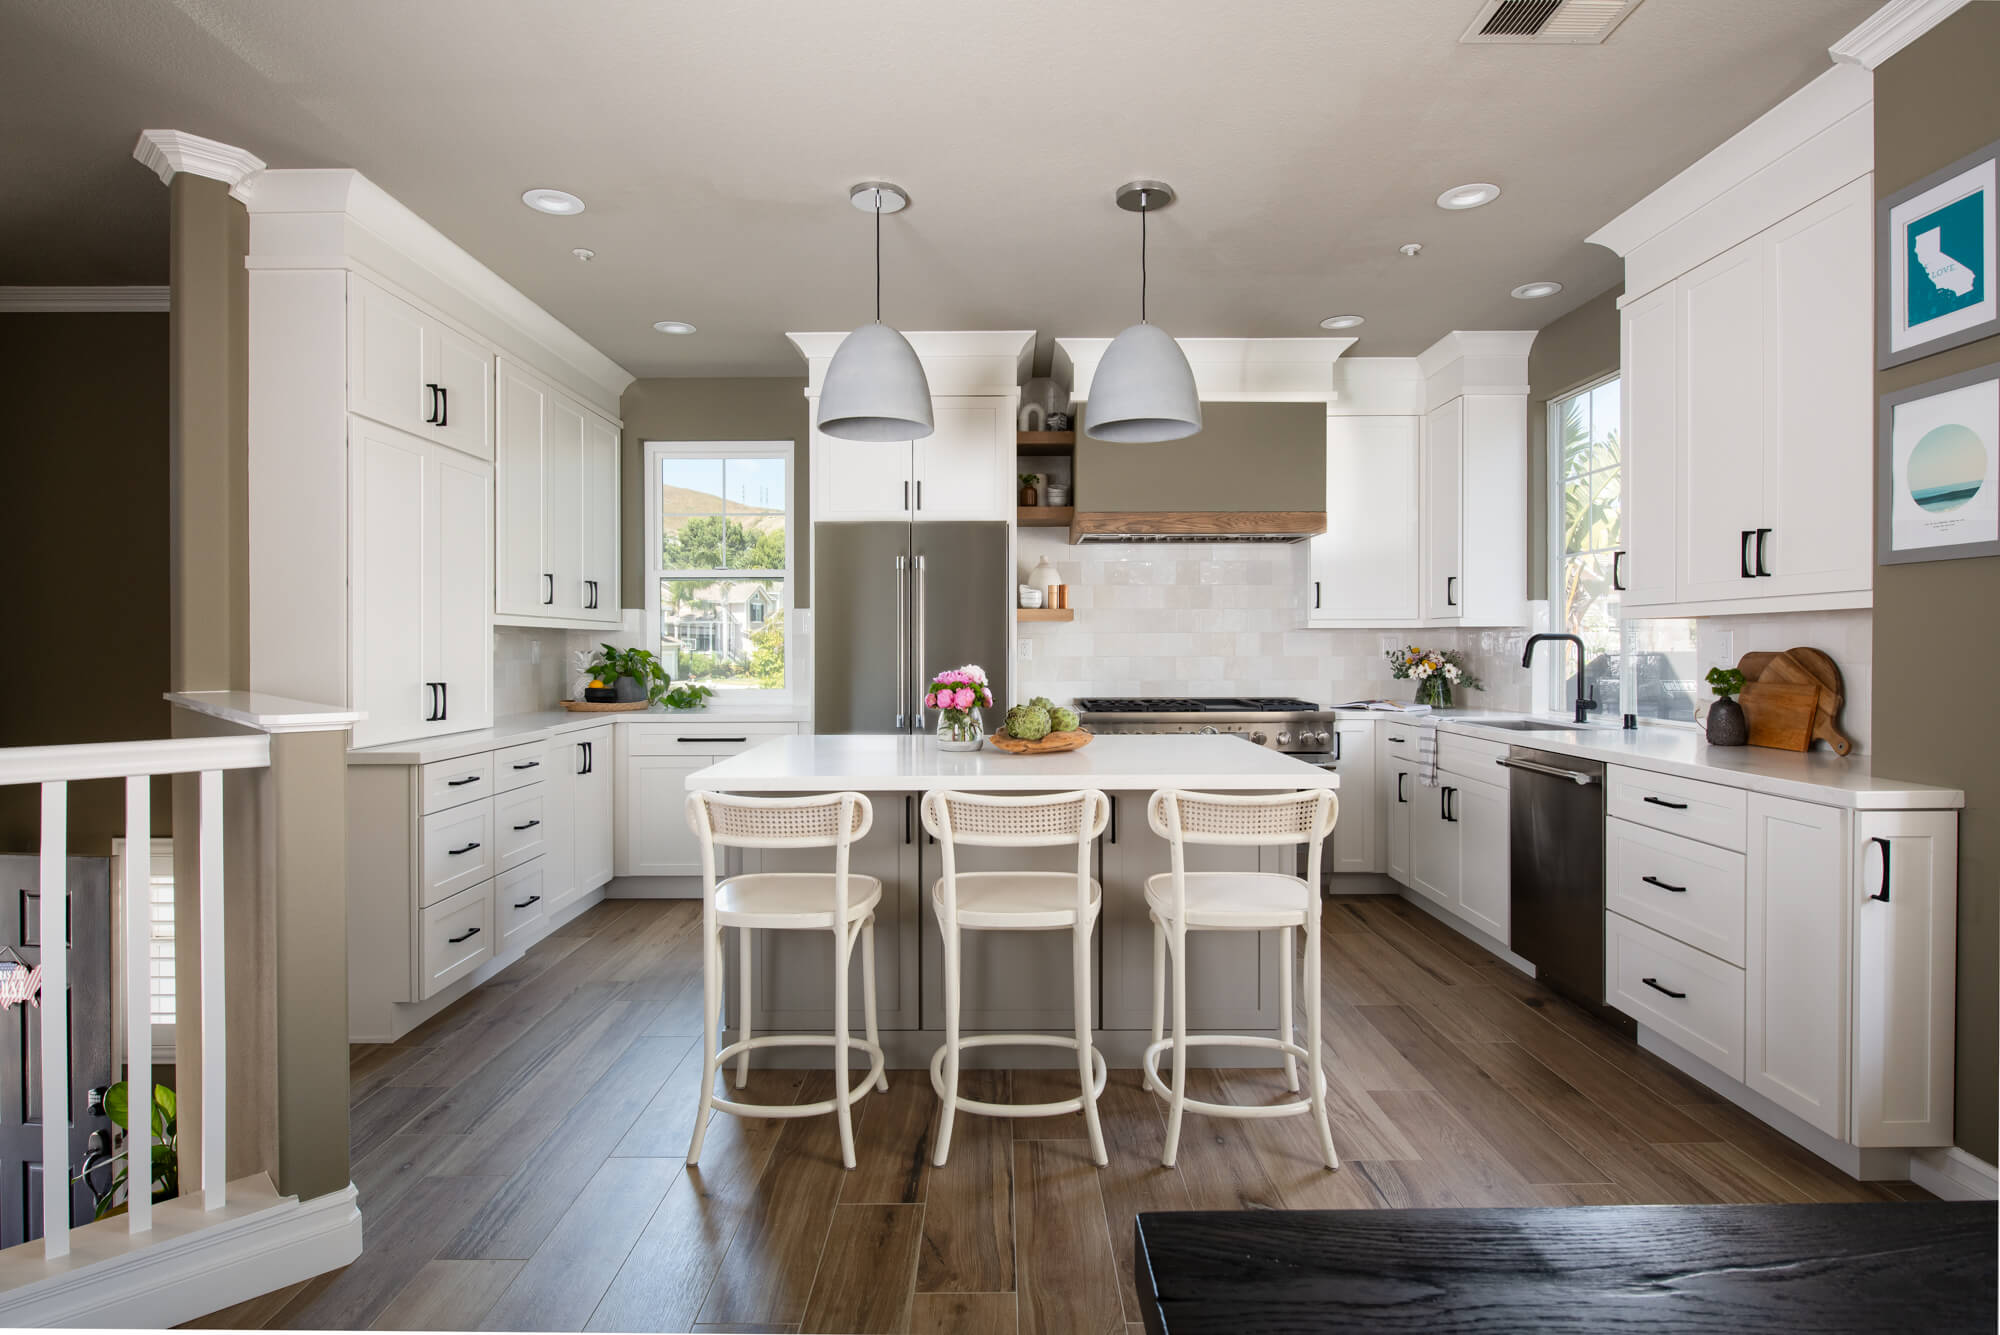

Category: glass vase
[936, 710, 984, 752]
[1414, 677, 1453, 709]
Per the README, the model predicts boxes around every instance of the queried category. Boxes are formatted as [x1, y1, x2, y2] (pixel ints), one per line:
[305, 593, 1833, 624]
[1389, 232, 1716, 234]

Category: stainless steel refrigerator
[814, 521, 1011, 734]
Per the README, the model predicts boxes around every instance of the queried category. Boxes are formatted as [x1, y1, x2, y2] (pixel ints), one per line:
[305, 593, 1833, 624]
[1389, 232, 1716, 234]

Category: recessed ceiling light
[653, 320, 697, 335]
[1511, 281, 1563, 300]
[521, 188, 585, 216]
[571, 247, 595, 262]
[1437, 182, 1501, 210]
[1399, 242, 1423, 257]
[1320, 315, 1364, 330]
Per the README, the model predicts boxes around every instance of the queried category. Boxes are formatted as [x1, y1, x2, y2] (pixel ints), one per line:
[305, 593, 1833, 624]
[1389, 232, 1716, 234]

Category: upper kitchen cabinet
[1412, 332, 1533, 628]
[1592, 64, 1874, 618]
[348, 274, 495, 460]
[810, 395, 1013, 522]
[495, 357, 622, 625]
[1307, 414, 1422, 627]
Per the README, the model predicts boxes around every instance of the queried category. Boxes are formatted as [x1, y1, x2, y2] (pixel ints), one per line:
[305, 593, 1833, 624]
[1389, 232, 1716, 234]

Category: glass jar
[936, 710, 983, 751]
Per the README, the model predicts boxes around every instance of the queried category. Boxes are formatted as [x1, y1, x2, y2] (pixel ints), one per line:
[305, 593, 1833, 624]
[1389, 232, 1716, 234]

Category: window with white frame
[111, 837, 176, 1063]
[1550, 377, 1698, 723]
[645, 442, 793, 695]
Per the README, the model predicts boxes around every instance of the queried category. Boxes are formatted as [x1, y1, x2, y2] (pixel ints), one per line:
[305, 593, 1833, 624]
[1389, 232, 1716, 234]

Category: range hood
[1067, 401, 1327, 544]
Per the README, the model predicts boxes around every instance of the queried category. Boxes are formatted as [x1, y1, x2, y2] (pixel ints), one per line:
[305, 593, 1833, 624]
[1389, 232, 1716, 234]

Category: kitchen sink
[1473, 719, 1580, 732]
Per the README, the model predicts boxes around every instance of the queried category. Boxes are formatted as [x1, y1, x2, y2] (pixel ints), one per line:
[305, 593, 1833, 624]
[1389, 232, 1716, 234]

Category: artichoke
[1048, 705, 1079, 734]
[1004, 704, 1052, 741]
[1029, 695, 1055, 713]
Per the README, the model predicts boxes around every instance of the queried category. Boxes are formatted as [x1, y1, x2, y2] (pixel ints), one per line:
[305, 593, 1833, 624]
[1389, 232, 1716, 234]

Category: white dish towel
[1417, 717, 1441, 787]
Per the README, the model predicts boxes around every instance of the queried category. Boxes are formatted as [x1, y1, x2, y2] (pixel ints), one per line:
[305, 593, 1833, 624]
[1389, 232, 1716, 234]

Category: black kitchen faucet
[1522, 633, 1599, 725]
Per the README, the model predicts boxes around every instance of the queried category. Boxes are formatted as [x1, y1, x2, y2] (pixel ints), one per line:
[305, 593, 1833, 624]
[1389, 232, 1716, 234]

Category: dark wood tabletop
[1134, 1203, 1998, 1333]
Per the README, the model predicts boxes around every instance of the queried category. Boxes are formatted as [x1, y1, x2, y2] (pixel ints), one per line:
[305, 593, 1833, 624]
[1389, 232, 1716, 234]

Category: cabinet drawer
[495, 786, 548, 871]
[1606, 817, 1746, 966]
[1606, 911, 1744, 1080]
[620, 721, 798, 757]
[421, 753, 494, 813]
[420, 881, 495, 999]
[1607, 766, 1746, 851]
[493, 740, 550, 793]
[1381, 724, 1422, 763]
[421, 800, 495, 907]
[495, 860, 548, 950]
[1438, 731, 1508, 782]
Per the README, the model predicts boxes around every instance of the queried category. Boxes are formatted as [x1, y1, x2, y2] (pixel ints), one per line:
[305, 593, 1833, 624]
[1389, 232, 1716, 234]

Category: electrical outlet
[1017, 639, 1033, 661]
[530, 639, 540, 665]
[1712, 629, 1735, 672]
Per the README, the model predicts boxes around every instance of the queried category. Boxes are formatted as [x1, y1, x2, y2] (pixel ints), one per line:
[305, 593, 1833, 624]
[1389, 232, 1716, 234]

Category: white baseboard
[0, 1176, 360, 1327]
[1909, 1146, 2000, 1201]
[1392, 886, 1539, 976]
[607, 874, 701, 899]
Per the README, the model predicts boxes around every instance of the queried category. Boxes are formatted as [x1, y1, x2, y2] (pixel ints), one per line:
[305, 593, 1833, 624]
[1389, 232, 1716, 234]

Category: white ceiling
[0, 0, 1880, 378]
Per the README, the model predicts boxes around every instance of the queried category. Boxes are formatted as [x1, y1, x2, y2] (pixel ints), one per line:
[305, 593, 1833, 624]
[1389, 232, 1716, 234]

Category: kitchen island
[686, 734, 1338, 1068]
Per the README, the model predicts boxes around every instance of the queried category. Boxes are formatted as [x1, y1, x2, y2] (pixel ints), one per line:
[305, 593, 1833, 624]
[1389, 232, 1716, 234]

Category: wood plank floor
[191, 894, 1932, 1333]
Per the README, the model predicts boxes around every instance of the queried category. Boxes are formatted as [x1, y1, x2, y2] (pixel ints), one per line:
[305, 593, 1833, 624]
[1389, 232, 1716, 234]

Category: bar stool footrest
[711, 1033, 886, 1117]
[930, 1034, 1108, 1118]
[1141, 1034, 1325, 1119]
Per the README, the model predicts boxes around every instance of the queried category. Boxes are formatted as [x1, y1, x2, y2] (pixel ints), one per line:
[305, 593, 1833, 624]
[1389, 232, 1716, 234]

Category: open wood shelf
[1015, 607, 1074, 622]
[1016, 430, 1076, 457]
[1017, 505, 1074, 528]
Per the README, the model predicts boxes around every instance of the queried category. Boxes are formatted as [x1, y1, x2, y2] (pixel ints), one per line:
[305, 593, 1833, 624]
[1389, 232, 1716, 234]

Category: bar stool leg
[1161, 922, 1189, 1168]
[687, 916, 722, 1166]
[736, 926, 753, 1088]
[861, 913, 887, 1092]
[1074, 916, 1107, 1165]
[1306, 902, 1338, 1168]
[933, 918, 962, 1167]
[833, 920, 856, 1170]
[1150, 917, 1166, 1053]
[1279, 924, 1299, 1093]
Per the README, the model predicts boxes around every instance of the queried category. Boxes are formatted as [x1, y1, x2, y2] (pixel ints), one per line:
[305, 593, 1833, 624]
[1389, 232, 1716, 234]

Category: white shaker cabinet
[1851, 811, 1958, 1148]
[1378, 727, 1416, 887]
[1421, 398, 1464, 622]
[1453, 774, 1510, 942]
[1616, 283, 1678, 609]
[349, 418, 493, 749]
[1745, 794, 1849, 1138]
[347, 274, 493, 461]
[811, 396, 1012, 523]
[1328, 721, 1378, 875]
[495, 358, 622, 625]
[614, 722, 807, 885]
[1419, 395, 1526, 627]
[1675, 242, 1768, 605]
[569, 727, 616, 897]
[1307, 416, 1422, 626]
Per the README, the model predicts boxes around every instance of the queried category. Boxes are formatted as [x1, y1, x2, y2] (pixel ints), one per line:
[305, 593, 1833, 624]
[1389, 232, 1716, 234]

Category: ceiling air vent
[1461, 0, 1642, 45]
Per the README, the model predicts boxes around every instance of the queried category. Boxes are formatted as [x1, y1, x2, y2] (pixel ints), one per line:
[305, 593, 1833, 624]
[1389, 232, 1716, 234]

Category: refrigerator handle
[894, 554, 909, 729]
[913, 553, 928, 734]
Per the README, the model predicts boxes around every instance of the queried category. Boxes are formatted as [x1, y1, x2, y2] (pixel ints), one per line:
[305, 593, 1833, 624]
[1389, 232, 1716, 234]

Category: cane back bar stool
[683, 790, 888, 1171]
[921, 788, 1113, 1167]
[1144, 787, 1341, 1170]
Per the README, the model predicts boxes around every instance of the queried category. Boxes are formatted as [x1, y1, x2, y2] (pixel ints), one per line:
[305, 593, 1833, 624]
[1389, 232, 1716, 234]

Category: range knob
[1306, 729, 1330, 747]
[1250, 730, 1268, 746]
[1276, 730, 1293, 747]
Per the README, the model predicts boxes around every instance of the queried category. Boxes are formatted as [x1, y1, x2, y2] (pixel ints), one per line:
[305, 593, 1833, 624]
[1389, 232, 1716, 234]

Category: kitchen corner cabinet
[347, 274, 496, 462]
[1619, 176, 1872, 616]
[1307, 416, 1422, 626]
[614, 722, 806, 879]
[349, 418, 493, 749]
[811, 396, 1012, 522]
[495, 358, 622, 625]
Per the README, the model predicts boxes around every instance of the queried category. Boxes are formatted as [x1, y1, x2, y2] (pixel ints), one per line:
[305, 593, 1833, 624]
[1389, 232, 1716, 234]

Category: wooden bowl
[561, 699, 649, 713]
[986, 728, 1093, 755]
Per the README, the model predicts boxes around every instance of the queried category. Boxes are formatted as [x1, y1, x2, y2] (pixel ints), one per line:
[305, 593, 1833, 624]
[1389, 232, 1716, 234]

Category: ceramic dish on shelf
[1018, 586, 1045, 609]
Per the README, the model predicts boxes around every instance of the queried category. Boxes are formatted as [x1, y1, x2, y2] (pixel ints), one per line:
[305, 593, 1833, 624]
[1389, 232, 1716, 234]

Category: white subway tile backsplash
[1694, 608, 1872, 752]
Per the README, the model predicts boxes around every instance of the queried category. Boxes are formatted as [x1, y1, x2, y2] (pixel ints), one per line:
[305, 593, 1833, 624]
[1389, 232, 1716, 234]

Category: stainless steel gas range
[1073, 697, 1340, 762]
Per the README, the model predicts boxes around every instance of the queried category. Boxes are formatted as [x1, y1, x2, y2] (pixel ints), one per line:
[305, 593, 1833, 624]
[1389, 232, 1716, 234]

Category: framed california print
[1878, 362, 2000, 564]
[1879, 138, 1999, 368]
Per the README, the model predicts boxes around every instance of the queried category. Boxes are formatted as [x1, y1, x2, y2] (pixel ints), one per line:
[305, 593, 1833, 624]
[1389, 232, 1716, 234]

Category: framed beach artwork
[1879, 138, 2000, 368]
[1878, 362, 2000, 564]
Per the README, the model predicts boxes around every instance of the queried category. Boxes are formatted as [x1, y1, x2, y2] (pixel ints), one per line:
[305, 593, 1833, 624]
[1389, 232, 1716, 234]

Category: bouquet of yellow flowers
[1385, 645, 1483, 708]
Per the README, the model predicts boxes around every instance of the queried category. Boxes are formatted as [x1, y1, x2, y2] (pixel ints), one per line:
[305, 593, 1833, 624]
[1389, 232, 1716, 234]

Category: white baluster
[198, 769, 226, 1209]
[39, 781, 69, 1259]
[124, 776, 151, 1235]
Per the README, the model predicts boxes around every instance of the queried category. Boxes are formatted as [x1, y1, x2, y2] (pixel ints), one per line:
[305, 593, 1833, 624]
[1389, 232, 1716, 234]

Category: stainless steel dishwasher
[1501, 746, 1606, 1009]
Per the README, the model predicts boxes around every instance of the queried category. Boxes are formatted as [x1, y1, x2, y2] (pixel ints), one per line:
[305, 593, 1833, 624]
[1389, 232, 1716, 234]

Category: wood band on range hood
[1068, 510, 1326, 543]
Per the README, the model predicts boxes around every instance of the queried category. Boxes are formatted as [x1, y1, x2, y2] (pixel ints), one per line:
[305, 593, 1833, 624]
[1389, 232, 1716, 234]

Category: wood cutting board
[1737, 679, 1819, 751]
[986, 729, 1093, 755]
[1735, 648, 1852, 755]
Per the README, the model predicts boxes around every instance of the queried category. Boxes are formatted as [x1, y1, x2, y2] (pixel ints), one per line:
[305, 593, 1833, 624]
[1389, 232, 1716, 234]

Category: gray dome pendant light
[817, 182, 935, 442]
[1084, 180, 1202, 444]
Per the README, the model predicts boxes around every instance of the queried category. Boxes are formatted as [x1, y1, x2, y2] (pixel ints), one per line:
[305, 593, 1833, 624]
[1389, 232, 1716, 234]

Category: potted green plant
[661, 681, 716, 711]
[83, 1081, 177, 1220]
[1018, 472, 1041, 507]
[585, 644, 673, 706]
[1705, 666, 1748, 746]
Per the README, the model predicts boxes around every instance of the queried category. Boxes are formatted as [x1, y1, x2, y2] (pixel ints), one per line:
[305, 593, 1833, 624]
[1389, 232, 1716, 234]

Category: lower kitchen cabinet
[1403, 733, 1509, 943]
[569, 725, 615, 893]
[1745, 792, 1849, 1138]
[1453, 774, 1509, 940]
[613, 721, 805, 882]
[1328, 721, 1377, 874]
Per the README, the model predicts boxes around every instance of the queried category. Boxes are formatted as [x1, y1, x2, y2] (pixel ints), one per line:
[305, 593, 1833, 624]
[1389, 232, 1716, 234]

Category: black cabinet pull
[1396, 772, 1407, 803]
[513, 894, 541, 909]
[1641, 977, 1686, 1000]
[1108, 795, 1118, 845]
[1642, 795, 1688, 810]
[425, 383, 441, 424]
[446, 774, 480, 787]
[1388, 735, 1406, 743]
[579, 741, 592, 775]
[425, 683, 438, 721]
[447, 925, 481, 944]
[1867, 836, 1892, 902]
[513, 819, 541, 831]
[512, 760, 539, 771]
[903, 480, 910, 511]
[680, 736, 746, 744]
[439, 681, 448, 721]
[1740, 530, 1754, 579]
[1441, 786, 1457, 822]
[447, 841, 481, 856]
[1754, 528, 1771, 577]
[916, 479, 923, 510]
[1641, 874, 1687, 894]
[437, 385, 448, 428]
[1612, 550, 1626, 591]
[1314, 580, 1321, 610]
[1331, 732, 1341, 761]
[543, 573, 555, 605]
[904, 794, 913, 846]
[1446, 575, 1458, 607]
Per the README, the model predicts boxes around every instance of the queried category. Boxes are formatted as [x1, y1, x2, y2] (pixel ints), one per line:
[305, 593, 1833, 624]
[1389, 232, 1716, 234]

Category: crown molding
[788, 330, 1035, 396]
[132, 130, 265, 203]
[1830, 0, 1971, 70]
[0, 286, 170, 312]
[1054, 335, 1357, 402]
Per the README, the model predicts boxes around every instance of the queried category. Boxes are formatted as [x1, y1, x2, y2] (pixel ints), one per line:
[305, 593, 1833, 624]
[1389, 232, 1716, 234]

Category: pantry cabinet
[810, 396, 1012, 522]
[495, 358, 622, 625]
[349, 418, 493, 749]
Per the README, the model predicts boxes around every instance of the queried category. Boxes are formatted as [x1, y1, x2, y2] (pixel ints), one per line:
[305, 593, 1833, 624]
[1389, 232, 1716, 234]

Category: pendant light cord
[874, 189, 882, 323]
[1140, 194, 1149, 324]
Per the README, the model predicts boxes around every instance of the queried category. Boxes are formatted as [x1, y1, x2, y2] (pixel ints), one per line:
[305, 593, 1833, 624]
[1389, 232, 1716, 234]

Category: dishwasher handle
[1496, 756, 1600, 785]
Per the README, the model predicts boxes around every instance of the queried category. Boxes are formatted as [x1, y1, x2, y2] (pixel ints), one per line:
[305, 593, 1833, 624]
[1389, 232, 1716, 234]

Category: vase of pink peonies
[925, 664, 994, 751]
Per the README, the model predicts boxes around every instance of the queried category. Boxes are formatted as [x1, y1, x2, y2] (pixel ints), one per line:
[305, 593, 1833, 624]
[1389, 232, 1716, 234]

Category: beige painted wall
[618, 377, 811, 607]
[1872, 2, 2000, 1164]
[0, 311, 172, 854]
[1525, 286, 1622, 602]
[1075, 402, 1327, 512]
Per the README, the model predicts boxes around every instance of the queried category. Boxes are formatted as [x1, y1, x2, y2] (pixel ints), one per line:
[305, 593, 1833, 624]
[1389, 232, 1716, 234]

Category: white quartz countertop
[347, 703, 808, 766]
[1342, 708, 1962, 810]
[687, 734, 1340, 793]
